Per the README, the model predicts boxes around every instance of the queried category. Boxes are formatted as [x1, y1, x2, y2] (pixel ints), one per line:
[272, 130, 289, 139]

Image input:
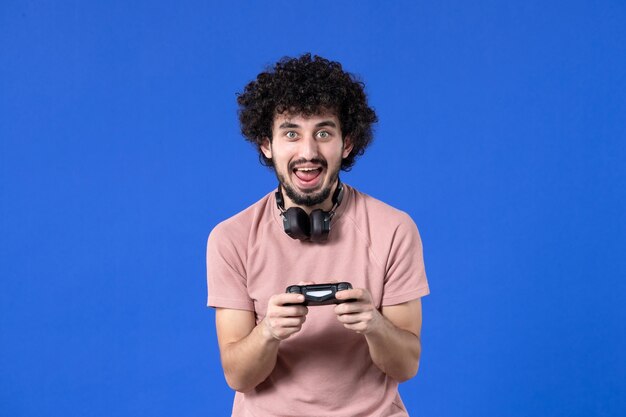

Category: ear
[342, 136, 354, 159]
[260, 137, 272, 159]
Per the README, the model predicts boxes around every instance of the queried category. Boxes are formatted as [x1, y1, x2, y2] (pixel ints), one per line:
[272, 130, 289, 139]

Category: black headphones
[275, 181, 344, 243]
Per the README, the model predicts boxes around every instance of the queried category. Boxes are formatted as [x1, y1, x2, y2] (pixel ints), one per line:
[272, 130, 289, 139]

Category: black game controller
[285, 282, 353, 306]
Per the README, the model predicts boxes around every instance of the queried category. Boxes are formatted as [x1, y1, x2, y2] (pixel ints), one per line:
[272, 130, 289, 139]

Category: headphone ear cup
[283, 207, 311, 240]
[309, 209, 331, 243]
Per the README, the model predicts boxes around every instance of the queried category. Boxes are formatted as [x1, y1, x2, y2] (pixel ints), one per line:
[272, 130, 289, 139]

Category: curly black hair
[237, 53, 378, 171]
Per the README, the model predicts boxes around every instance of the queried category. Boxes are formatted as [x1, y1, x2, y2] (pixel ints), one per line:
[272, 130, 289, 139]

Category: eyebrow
[315, 120, 337, 128]
[278, 122, 300, 129]
[278, 120, 338, 129]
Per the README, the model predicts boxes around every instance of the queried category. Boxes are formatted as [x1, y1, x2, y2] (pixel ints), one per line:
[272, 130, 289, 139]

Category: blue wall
[1, 1, 624, 416]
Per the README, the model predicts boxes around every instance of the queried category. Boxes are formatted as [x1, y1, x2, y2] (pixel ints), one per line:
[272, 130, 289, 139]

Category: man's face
[261, 112, 353, 209]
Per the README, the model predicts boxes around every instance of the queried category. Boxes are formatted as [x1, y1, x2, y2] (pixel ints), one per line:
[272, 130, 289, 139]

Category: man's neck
[283, 180, 340, 214]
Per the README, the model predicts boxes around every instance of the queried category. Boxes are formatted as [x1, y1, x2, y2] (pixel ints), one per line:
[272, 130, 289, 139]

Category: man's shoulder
[209, 191, 275, 241]
[348, 185, 415, 227]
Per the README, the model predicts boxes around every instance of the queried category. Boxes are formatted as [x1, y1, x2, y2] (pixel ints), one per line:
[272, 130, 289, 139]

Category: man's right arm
[215, 293, 308, 392]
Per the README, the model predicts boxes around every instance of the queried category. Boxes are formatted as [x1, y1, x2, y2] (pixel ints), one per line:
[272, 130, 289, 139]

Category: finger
[265, 315, 305, 330]
[334, 302, 364, 315]
[271, 293, 306, 306]
[342, 322, 369, 334]
[297, 281, 315, 286]
[335, 288, 366, 301]
[274, 317, 307, 328]
[268, 304, 308, 318]
[278, 305, 309, 317]
[336, 313, 366, 325]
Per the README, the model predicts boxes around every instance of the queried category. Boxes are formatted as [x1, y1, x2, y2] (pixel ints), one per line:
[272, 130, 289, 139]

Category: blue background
[1, 1, 625, 416]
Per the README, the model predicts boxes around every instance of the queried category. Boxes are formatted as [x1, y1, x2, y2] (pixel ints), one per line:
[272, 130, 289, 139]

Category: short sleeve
[381, 212, 430, 306]
[206, 223, 255, 311]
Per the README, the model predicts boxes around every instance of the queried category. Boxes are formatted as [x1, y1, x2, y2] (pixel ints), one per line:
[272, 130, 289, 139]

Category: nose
[298, 135, 319, 160]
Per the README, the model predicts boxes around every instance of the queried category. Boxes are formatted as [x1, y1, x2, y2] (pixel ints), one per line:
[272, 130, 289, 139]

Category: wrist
[259, 318, 283, 343]
[363, 309, 386, 336]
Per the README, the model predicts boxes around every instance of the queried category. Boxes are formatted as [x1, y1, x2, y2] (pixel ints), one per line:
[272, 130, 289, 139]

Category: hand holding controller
[285, 282, 354, 306]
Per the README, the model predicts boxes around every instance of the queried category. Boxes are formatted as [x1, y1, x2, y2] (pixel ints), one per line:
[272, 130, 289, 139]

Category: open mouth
[293, 166, 323, 187]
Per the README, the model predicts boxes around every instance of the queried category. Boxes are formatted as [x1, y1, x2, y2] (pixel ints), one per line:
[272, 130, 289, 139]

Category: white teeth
[297, 168, 319, 172]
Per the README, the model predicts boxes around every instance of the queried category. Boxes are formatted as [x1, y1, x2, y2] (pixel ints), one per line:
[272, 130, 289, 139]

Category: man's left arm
[334, 289, 422, 382]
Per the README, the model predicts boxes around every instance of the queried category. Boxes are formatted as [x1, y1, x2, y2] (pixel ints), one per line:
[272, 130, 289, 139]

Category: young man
[207, 54, 430, 416]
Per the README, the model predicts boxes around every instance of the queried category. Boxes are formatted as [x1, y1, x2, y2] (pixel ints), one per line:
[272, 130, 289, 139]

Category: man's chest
[245, 230, 387, 320]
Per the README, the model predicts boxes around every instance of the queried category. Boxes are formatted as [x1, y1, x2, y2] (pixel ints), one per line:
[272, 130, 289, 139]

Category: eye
[286, 131, 298, 139]
[316, 130, 330, 139]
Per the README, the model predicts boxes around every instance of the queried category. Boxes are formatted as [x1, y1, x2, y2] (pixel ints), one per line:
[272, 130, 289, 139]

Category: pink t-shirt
[207, 185, 429, 417]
